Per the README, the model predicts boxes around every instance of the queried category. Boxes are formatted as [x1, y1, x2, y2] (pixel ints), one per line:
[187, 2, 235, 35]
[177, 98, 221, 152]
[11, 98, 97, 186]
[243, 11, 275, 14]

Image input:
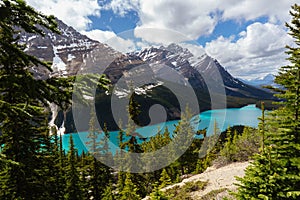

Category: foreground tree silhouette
[235, 4, 300, 199]
[0, 0, 73, 199]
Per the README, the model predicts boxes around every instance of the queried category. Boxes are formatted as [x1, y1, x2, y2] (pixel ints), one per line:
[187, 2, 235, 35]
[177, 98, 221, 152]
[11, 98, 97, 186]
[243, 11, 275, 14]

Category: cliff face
[19, 18, 121, 78]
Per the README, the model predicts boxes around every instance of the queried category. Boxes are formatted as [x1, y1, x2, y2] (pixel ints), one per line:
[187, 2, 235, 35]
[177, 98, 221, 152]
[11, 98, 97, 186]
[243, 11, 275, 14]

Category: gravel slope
[163, 161, 250, 199]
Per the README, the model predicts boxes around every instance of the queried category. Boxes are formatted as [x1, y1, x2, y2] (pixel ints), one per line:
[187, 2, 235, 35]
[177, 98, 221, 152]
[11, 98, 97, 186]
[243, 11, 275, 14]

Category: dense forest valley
[0, 0, 300, 199]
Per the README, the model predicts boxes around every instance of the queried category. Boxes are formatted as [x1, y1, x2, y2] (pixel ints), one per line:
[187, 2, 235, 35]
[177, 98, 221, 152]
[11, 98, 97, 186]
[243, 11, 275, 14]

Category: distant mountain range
[19, 19, 275, 132]
[240, 74, 276, 88]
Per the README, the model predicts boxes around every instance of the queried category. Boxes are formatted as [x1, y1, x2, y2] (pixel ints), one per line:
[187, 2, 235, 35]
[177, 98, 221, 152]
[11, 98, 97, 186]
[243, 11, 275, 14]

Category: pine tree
[86, 110, 112, 199]
[159, 169, 172, 188]
[235, 4, 300, 199]
[172, 106, 196, 175]
[102, 183, 115, 200]
[121, 93, 143, 182]
[115, 120, 126, 193]
[64, 134, 82, 200]
[0, 0, 72, 198]
[40, 129, 66, 200]
[117, 100, 147, 197]
[220, 127, 238, 162]
[119, 173, 140, 200]
[117, 171, 126, 194]
[79, 152, 90, 200]
[150, 182, 169, 200]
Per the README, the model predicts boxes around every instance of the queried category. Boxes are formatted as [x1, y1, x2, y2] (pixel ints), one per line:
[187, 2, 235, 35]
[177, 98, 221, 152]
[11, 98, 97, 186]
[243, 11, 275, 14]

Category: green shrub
[215, 126, 260, 166]
[164, 181, 208, 200]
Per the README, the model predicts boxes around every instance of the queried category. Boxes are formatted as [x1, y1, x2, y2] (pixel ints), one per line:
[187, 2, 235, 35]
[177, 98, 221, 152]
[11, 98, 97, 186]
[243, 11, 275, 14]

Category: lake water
[62, 104, 262, 153]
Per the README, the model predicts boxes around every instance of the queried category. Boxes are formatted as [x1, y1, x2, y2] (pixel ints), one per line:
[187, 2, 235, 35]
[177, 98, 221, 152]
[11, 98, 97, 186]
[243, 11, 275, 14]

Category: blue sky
[26, 0, 300, 79]
[87, 8, 269, 46]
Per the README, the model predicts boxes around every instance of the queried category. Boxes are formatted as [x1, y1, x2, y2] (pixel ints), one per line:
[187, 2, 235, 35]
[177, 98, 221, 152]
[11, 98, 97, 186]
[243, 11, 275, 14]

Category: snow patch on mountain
[113, 82, 164, 98]
[28, 35, 37, 41]
[113, 88, 130, 98]
[67, 54, 76, 61]
[52, 46, 66, 71]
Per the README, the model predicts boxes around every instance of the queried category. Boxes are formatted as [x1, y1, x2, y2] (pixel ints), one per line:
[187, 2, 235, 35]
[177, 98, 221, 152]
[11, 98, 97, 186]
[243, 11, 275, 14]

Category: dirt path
[163, 161, 249, 199]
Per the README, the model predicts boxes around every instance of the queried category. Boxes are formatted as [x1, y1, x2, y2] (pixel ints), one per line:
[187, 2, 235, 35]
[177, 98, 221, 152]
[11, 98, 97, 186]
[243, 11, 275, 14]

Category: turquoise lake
[62, 104, 263, 153]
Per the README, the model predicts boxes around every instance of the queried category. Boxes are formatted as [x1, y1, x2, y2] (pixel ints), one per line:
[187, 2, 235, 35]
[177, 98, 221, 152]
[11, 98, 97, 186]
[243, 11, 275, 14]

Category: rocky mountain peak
[18, 18, 120, 78]
[127, 44, 274, 99]
[164, 43, 189, 54]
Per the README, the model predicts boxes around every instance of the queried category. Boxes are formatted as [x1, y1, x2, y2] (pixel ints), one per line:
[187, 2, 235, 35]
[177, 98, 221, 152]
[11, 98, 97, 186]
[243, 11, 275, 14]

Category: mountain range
[240, 74, 276, 88]
[19, 19, 275, 132]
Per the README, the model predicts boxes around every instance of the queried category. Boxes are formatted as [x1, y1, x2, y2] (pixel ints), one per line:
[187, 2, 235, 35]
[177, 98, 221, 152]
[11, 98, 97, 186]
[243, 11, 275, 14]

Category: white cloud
[135, 0, 218, 40]
[107, 0, 140, 17]
[107, 0, 219, 42]
[106, 0, 297, 43]
[26, 0, 101, 31]
[205, 22, 293, 79]
[180, 43, 205, 57]
[106, 37, 136, 53]
[219, 0, 294, 23]
[134, 27, 190, 44]
[81, 30, 136, 53]
[81, 30, 116, 42]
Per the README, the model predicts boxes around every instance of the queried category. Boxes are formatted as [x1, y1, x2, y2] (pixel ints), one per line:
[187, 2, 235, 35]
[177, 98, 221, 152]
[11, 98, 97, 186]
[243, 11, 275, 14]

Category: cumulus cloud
[135, 0, 218, 41]
[106, 0, 219, 42]
[107, 0, 140, 17]
[81, 30, 136, 53]
[219, 0, 293, 23]
[81, 30, 116, 42]
[205, 22, 293, 79]
[180, 43, 206, 57]
[106, 0, 295, 43]
[134, 27, 191, 44]
[26, 0, 101, 31]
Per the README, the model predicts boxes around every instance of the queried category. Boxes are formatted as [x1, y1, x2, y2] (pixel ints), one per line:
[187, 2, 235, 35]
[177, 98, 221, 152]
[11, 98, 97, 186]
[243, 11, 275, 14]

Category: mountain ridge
[19, 18, 275, 132]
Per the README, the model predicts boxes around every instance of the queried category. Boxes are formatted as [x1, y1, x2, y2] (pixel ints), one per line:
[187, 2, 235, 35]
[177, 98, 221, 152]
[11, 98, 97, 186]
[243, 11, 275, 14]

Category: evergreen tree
[150, 182, 169, 200]
[117, 171, 126, 195]
[195, 123, 219, 173]
[79, 152, 91, 200]
[122, 85, 143, 157]
[116, 92, 148, 196]
[172, 106, 196, 175]
[64, 134, 82, 200]
[128, 93, 141, 126]
[86, 110, 112, 199]
[119, 173, 140, 200]
[235, 4, 300, 199]
[40, 129, 66, 200]
[53, 131, 66, 200]
[102, 182, 115, 200]
[159, 169, 172, 188]
[116, 120, 126, 195]
[0, 0, 72, 198]
[220, 127, 238, 162]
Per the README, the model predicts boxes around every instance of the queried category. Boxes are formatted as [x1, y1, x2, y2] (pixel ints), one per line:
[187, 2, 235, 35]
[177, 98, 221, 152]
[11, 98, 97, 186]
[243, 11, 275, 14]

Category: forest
[0, 0, 299, 199]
